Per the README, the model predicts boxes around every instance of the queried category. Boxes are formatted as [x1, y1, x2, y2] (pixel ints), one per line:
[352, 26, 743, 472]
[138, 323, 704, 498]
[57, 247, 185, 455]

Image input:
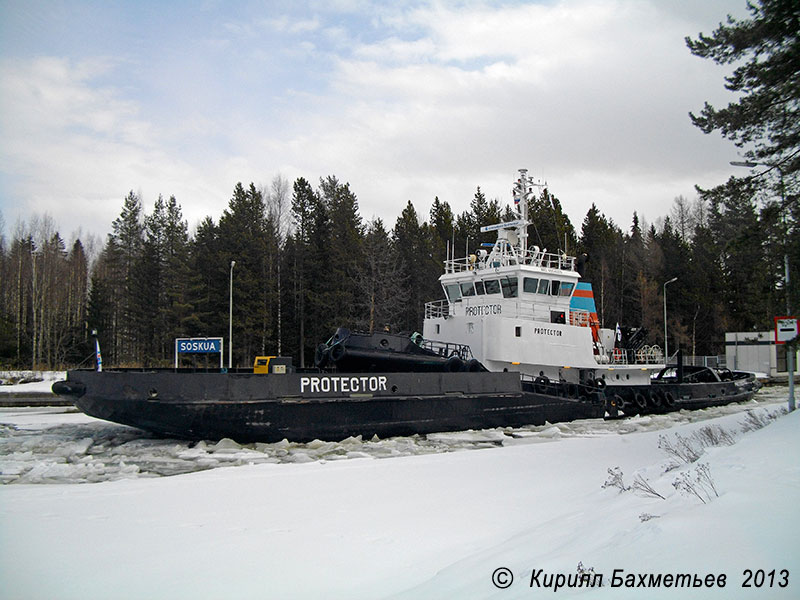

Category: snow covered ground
[0, 386, 797, 599]
[0, 371, 64, 395]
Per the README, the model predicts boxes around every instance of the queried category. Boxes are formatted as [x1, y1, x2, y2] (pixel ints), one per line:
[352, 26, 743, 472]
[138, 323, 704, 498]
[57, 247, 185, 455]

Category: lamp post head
[730, 160, 759, 168]
[231, 260, 236, 269]
[665, 277, 678, 286]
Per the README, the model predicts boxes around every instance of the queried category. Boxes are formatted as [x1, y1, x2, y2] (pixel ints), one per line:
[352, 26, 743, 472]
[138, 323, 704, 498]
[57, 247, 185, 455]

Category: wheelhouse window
[500, 276, 518, 298]
[559, 282, 575, 297]
[460, 281, 476, 297]
[474, 280, 486, 295]
[537, 279, 550, 295]
[444, 284, 462, 302]
[483, 279, 501, 295]
[550, 280, 561, 296]
[523, 277, 539, 293]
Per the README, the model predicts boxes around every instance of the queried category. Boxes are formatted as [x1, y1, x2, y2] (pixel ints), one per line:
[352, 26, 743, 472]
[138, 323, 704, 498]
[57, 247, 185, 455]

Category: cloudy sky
[0, 0, 752, 245]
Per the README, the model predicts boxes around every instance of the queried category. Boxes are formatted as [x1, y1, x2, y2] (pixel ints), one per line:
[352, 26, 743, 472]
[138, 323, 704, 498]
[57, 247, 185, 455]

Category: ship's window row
[523, 277, 574, 297]
[445, 277, 574, 302]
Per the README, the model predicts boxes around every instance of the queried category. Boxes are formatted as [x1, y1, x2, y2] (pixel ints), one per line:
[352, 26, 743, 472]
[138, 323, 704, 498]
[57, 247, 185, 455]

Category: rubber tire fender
[329, 343, 346, 363]
[314, 344, 329, 368]
[445, 356, 464, 372]
[648, 390, 663, 410]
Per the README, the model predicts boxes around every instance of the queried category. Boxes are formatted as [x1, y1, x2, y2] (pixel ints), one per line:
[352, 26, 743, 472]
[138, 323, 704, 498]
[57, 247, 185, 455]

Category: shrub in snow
[672, 463, 718, 504]
[639, 513, 661, 522]
[658, 433, 703, 466]
[693, 424, 735, 448]
[740, 408, 786, 433]
[601, 466, 630, 493]
[658, 424, 735, 468]
[631, 473, 665, 500]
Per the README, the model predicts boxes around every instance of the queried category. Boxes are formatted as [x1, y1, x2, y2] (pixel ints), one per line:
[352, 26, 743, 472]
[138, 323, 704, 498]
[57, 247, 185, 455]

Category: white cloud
[0, 57, 230, 239]
[250, 0, 741, 227]
[0, 0, 750, 242]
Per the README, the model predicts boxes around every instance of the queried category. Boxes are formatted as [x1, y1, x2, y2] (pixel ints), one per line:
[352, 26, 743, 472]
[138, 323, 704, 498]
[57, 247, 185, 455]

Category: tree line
[0, 173, 796, 370]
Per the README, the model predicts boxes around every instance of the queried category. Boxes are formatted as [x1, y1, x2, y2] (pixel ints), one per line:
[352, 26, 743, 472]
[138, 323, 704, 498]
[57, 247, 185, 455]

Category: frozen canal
[0, 385, 789, 485]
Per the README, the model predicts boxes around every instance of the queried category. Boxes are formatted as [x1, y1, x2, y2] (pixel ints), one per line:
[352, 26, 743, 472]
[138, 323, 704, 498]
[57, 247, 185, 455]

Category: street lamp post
[229, 260, 236, 369]
[731, 160, 794, 411]
[663, 277, 678, 364]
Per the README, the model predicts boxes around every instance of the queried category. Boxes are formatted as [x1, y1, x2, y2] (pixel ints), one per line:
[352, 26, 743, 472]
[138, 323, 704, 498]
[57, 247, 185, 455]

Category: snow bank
[0, 370, 64, 394]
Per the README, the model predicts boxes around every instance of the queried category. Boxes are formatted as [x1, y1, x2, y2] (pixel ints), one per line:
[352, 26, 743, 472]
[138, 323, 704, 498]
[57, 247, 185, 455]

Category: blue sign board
[174, 337, 224, 368]
[177, 338, 222, 353]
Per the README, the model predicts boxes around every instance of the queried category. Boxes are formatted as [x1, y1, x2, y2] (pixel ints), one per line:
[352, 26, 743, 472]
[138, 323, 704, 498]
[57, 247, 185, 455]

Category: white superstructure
[422, 169, 662, 386]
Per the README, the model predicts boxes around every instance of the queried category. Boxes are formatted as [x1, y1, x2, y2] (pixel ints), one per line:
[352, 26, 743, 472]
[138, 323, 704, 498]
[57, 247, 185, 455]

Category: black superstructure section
[314, 328, 480, 373]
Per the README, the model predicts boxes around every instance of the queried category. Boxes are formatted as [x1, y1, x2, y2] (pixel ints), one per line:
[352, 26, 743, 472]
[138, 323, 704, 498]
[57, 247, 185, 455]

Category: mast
[516, 168, 529, 255]
[513, 168, 544, 256]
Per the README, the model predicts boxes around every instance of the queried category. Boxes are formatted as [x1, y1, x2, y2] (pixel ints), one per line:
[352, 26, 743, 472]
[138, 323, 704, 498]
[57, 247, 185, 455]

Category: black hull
[55, 370, 605, 443]
[605, 378, 760, 416]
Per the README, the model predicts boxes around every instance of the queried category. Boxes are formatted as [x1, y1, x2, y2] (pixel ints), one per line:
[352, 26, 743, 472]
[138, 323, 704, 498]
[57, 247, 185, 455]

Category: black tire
[314, 344, 329, 368]
[466, 358, 484, 372]
[329, 343, 346, 363]
[648, 390, 663, 410]
[663, 391, 676, 408]
[445, 356, 464, 372]
[634, 392, 647, 411]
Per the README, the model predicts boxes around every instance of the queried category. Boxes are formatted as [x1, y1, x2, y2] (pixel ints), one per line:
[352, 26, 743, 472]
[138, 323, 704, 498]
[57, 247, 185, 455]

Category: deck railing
[425, 299, 453, 319]
[444, 248, 576, 274]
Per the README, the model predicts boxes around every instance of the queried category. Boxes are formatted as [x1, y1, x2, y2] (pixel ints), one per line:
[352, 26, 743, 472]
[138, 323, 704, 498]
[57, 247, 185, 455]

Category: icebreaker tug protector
[423, 169, 760, 415]
[52, 168, 759, 442]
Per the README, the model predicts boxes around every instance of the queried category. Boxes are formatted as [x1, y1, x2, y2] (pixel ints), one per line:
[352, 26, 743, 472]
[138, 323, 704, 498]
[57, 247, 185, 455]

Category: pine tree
[686, 0, 800, 176]
[290, 177, 327, 366]
[217, 183, 276, 366]
[527, 188, 577, 256]
[319, 176, 364, 329]
[687, 0, 799, 314]
[108, 191, 145, 363]
[705, 177, 773, 330]
[393, 201, 439, 331]
[578, 204, 623, 327]
[184, 216, 222, 339]
[354, 219, 408, 333]
[162, 196, 191, 357]
[688, 221, 727, 355]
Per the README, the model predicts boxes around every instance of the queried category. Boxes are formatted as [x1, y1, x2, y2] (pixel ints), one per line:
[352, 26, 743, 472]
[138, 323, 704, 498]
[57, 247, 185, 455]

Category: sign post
[774, 316, 798, 411]
[174, 337, 224, 370]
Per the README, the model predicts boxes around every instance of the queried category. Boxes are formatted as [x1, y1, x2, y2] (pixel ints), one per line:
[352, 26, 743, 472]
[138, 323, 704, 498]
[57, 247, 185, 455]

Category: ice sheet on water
[0, 386, 789, 485]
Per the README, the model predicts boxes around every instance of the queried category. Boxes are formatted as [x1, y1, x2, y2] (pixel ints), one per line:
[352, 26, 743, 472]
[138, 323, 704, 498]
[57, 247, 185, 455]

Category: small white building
[725, 331, 799, 380]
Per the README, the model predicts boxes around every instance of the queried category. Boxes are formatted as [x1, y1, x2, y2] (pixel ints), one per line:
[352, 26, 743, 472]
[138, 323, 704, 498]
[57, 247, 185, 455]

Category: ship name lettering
[465, 304, 501, 317]
[300, 376, 388, 394]
[533, 327, 562, 337]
